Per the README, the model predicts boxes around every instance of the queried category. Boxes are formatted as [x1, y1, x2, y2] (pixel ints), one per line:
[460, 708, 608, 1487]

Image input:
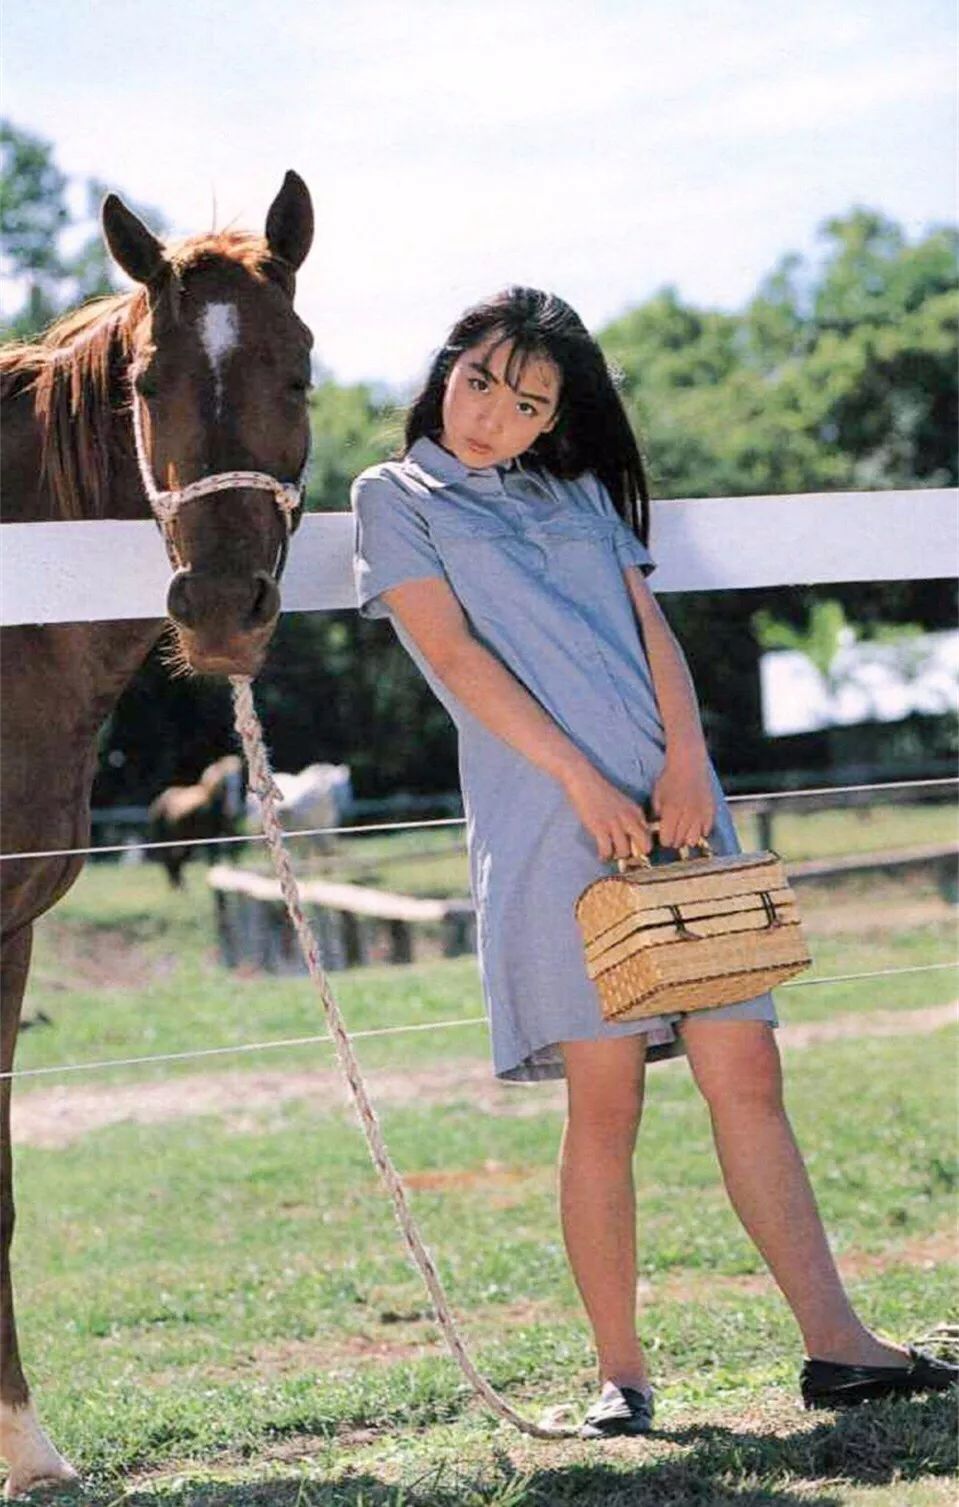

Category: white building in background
[759, 630, 959, 738]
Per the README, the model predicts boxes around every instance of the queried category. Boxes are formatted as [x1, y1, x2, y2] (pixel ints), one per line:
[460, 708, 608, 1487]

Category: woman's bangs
[485, 331, 560, 396]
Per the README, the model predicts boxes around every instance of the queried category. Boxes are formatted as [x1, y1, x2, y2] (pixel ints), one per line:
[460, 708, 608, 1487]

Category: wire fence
[6, 771, 955, 1084]
[3, 776, 957, 865]
[6, 961, 956, 1084]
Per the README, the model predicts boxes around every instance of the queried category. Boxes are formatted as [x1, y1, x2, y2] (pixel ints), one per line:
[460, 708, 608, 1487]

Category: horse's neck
[85, 620, 168, 728]
[0, 353, 148, 523]
[1, 354, 162, 728]
[1, 342, 162, 732]
[2, 619, 163, 744]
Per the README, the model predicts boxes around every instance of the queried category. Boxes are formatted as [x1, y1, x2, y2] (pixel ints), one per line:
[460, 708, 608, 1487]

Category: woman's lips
[467, 439, 492, 455]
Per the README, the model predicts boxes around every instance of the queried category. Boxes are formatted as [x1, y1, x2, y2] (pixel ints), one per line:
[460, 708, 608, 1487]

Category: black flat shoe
[580, 1383, 655, 1438]
[801, 1344, 959, 1409]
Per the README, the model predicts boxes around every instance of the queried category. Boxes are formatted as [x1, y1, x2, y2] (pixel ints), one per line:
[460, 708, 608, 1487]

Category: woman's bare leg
[559, 1036, 651, 1389]
[680, 1018, 909, 1366]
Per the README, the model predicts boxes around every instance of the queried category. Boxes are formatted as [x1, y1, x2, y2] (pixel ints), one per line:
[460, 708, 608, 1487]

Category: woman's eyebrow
[469, 361, 552, 405]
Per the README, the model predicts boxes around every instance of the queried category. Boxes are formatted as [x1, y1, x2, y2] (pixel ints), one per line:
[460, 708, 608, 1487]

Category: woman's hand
[651, 746, 716, 851]
[561, 761, 652, 863]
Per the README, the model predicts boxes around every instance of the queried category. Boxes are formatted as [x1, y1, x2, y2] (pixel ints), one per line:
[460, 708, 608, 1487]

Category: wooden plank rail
[3, 489, 956, 626]
[207, 863, 475, 974]
[208, 829, 958, 978]
[787, 843, 959, 891]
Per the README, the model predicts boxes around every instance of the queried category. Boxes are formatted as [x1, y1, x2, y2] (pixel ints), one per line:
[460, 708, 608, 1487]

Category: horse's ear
[102, 194, 166, 285]
[265, 171, 313, 273]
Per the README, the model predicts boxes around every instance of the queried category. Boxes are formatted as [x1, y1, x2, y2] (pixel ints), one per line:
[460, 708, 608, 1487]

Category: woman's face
[439, 335, 561, 469]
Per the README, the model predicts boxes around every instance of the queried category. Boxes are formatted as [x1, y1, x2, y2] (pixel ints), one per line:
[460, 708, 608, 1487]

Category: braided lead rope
[229, 674, 578, 1440]
[131, 392, 304, 526]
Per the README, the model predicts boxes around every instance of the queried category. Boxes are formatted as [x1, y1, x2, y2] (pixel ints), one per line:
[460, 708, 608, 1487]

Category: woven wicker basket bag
[576, 824, 812, 1023]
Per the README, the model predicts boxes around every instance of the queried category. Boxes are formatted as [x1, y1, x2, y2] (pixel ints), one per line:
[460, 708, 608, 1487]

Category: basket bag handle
[616, 819, 713, 874]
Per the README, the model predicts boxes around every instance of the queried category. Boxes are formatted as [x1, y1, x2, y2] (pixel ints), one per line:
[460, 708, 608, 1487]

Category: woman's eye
[467, 376, 489, 393]
[517, 402, 538, 418]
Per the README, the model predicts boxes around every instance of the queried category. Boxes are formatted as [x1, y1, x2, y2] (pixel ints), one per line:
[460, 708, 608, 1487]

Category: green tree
[0, 121, 164, 340]
[306, 381, 401, 512]
[603, 209, 958, 500]
[0, 121, 70, 336]
[598, 208, 957, 779]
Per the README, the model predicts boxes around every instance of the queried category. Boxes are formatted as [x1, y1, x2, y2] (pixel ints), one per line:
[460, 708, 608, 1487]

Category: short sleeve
[585, 474, 656, 578]
[351, 470, 447, 619]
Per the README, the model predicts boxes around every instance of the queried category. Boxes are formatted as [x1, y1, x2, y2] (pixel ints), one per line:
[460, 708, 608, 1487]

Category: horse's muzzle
[167, 567, 280, 631]
[166, 568, 281, 674]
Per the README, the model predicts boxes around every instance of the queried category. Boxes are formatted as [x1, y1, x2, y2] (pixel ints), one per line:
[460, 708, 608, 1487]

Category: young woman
[350, 287, 955, 1437]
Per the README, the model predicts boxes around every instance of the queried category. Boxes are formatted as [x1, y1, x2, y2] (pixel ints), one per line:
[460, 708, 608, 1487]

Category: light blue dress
[352, 436, 777, 1081]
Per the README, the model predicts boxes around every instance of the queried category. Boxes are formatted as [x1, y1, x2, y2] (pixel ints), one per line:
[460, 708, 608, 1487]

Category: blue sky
[3, 0, 956, 386]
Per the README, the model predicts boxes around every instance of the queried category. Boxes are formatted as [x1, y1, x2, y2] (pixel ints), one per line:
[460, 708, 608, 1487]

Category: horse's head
[102, 173, 314, 677]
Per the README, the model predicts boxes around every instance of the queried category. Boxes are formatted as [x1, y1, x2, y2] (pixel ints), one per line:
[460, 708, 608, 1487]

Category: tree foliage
[304, 381, 402, 513]
[0, 120, 164, 340]
[598, 209, 957, 777]
[604, 209, 958, 500]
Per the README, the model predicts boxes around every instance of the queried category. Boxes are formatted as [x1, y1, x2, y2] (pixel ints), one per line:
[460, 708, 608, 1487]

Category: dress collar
[403, 436, 516, 492]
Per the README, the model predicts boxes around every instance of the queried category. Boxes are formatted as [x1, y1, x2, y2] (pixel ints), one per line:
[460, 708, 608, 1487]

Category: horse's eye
[288, 379, 310, 395]
[134, 372, 157, 398]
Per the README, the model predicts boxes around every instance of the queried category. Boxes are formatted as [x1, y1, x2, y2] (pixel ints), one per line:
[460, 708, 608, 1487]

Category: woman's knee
[561, 1037, 646, 1140]
[681, 1020, 784, 1114]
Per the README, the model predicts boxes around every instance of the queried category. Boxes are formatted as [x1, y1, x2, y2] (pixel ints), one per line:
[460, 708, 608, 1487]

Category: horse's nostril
[166, 570, 197, 627]
[247, 571, 279, 628]
[167, 569, 278, 634]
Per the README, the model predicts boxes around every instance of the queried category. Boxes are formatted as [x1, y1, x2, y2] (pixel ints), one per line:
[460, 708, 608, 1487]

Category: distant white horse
[246, 762, 352, 851]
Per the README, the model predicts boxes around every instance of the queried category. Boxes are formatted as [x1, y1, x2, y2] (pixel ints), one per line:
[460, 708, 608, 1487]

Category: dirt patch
[778, 1001, 957, 1048]
[11, 1002, 957, 1149]
[11, 1058, 542, 1148]
[28, 919, 176, 995]
[403, 1161, 534, 1193]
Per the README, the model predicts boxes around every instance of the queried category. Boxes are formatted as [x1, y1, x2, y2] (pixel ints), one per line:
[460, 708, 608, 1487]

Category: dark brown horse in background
[0, 172, 314, 1498]
[149, 754, 246, 887]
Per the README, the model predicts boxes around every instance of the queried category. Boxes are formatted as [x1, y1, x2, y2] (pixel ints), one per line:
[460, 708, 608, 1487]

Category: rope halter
[131, 390, 309, 578]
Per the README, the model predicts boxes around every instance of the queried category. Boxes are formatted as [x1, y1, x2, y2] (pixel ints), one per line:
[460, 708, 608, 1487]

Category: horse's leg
[0, 924, 78, 1498]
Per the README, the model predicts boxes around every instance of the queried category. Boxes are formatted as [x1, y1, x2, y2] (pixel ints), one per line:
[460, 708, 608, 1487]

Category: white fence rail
[2, 488, 956, 626]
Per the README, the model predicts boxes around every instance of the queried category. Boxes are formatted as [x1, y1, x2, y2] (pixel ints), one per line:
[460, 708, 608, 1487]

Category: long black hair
[405, 286, 650, 545]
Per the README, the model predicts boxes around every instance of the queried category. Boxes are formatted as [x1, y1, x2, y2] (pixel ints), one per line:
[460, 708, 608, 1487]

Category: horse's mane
[0, 231, 273, 520]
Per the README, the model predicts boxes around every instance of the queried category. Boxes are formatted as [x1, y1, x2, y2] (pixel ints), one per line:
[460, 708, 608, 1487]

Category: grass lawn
[6, 818, 958, 1504]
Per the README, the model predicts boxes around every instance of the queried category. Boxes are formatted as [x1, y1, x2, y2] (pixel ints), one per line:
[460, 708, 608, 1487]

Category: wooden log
[389, 919, 413, 964]
[442, 910, 476, 957]
[341, 910, 368, 967]
[311, 907, 348, 972]
[214, 888, 239, 968]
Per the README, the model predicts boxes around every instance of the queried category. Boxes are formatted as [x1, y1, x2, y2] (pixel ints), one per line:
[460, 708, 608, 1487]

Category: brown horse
[0, 172, 314, 1497]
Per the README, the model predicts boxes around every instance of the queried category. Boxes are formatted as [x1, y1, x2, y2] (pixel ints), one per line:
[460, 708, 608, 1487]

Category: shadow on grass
[19, 1394, 956, 1506]
[657, 1391, 956, 1480]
